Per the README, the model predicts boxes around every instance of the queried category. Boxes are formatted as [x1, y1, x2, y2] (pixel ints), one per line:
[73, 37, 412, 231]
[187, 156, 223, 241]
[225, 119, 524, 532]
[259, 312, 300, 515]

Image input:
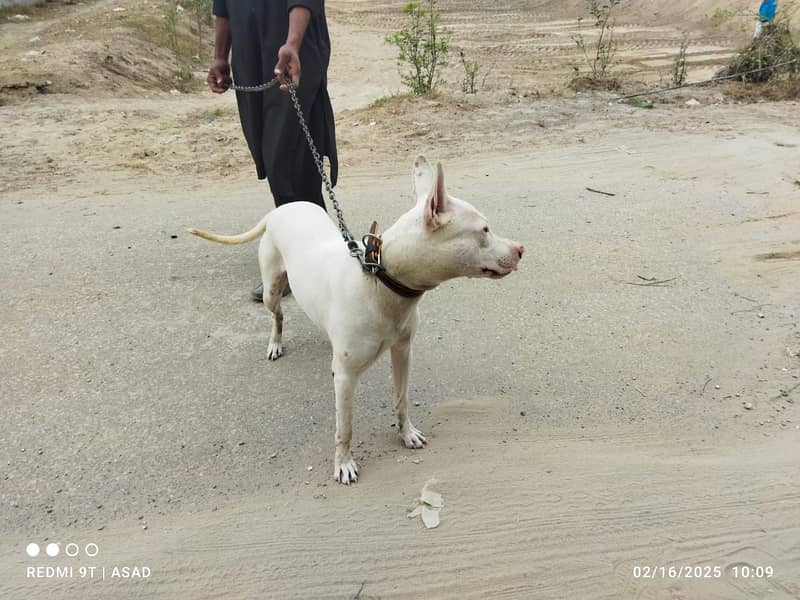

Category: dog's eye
[482, 226, 490, 234]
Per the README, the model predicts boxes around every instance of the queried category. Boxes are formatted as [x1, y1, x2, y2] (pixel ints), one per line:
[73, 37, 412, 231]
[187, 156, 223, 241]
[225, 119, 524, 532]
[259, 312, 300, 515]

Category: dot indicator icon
[45, 543, 60, 557]
[26, 543, 40, 558]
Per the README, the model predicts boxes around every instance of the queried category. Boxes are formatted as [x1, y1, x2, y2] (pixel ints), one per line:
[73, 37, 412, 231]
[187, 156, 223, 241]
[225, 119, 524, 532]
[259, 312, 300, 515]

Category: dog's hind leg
[258, 234, 287, 361]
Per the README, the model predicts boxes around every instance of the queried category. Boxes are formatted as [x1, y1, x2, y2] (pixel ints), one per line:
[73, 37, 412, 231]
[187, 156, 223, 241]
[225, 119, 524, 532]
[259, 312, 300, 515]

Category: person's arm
[274, 3, 318, 91]
[207, 15, 232, 93]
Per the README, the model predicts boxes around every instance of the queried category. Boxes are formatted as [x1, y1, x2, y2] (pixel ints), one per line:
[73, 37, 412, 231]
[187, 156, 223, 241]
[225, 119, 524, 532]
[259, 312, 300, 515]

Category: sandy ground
[2, 1, 800, 599]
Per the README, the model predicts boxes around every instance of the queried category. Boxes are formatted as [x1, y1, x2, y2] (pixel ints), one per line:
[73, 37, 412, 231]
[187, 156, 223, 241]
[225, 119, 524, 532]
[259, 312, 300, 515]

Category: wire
[615, 58, 800, 102]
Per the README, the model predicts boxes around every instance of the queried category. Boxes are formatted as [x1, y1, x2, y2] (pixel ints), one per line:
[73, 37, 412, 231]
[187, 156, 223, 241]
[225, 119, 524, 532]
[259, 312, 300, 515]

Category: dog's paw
[267, 341, 283, 361]
[334, 457, 359, 485]
[399, 423, 427, 449]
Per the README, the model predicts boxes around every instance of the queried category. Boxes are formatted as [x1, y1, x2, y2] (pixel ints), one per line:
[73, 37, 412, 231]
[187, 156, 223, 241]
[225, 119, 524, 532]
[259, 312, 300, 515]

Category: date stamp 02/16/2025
[632, 565, 775, 580]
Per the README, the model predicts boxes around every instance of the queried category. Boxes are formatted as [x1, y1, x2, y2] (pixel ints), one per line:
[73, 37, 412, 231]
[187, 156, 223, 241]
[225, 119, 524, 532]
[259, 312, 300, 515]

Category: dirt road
[1, 1, 799, 599]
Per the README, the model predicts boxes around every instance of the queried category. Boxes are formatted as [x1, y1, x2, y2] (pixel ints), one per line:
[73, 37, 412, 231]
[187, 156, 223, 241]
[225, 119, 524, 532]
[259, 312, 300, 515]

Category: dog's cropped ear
[423, 162, 450, 231]
[412, 155, 435, 204]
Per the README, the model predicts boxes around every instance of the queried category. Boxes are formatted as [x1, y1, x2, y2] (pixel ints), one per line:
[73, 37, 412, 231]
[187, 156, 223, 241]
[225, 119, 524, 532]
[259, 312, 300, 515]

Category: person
[755, 0, 778, 38]
[207, 0, 338, 301]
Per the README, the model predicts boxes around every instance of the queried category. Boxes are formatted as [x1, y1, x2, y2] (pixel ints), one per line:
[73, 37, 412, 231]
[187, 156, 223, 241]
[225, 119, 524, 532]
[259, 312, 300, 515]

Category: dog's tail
[186, 215, 268, 245]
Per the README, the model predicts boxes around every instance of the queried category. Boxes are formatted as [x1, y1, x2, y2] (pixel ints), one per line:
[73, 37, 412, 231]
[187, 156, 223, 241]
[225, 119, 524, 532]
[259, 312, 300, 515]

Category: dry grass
[723, 78, 800, 101]
[568, 75, 621, 92]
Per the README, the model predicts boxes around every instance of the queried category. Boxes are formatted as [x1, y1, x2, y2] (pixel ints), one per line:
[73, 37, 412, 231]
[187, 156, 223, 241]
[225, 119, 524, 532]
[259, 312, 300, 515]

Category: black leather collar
[375, 268, 426, 298]
[363, 221, 426, 299]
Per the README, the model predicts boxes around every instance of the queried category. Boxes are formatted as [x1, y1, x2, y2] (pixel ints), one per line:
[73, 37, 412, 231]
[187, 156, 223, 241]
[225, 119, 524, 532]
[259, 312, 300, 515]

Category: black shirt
[213, 0, 337, 206]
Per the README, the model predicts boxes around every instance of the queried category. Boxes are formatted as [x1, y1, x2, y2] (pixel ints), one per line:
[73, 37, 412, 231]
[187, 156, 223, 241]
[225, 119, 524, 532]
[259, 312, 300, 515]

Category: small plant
[162, 0, 193, 89]
[459, 50, 479, 94]
[386, 1, 451, 95]
[625, 97, 654, 108]
[672, 38, 689, 86]
[573, 0, 622, 80]
[161, 0, 214, 91]
[186, 0, 214, 59]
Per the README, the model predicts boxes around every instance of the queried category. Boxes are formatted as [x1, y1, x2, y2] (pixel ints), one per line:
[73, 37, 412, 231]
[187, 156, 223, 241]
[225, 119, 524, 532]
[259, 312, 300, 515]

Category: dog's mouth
[481, 267, 511, 279]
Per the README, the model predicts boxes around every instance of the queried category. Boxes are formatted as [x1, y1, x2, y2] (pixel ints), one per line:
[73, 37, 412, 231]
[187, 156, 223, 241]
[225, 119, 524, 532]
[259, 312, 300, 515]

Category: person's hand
[207, 59, 231, 93]
[274, 43, 301, 92]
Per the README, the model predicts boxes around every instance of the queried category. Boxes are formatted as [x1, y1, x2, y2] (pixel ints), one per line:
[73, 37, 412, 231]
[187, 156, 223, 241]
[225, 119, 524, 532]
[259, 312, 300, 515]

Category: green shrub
[386, 1, 451, 96]
[573, 0, 622, 80]
[727, 20, 800, 82]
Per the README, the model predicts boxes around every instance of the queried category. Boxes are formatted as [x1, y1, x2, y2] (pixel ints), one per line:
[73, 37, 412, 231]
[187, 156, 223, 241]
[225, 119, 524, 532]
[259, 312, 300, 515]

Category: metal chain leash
[228, 78, 282, 93]
[229, 76, 379, 271]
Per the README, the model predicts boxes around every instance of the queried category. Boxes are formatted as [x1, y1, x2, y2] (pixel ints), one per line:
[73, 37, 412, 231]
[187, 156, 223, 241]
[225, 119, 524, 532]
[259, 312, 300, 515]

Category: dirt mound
[0, 0, 210, 105]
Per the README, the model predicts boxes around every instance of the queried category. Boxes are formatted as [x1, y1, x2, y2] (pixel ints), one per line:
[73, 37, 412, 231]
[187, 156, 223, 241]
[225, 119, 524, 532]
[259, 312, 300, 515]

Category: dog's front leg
[391, 339, 427, 449]
[333, 366, 359, 484]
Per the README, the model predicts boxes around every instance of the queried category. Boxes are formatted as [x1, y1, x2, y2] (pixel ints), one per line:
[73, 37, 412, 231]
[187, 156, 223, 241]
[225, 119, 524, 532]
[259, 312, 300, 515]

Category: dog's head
[405, 155, 525, 282]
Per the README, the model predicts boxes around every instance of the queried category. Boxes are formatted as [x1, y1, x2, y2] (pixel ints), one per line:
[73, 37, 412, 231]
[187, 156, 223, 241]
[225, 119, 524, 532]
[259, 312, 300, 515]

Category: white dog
[189, 156, 524, 484]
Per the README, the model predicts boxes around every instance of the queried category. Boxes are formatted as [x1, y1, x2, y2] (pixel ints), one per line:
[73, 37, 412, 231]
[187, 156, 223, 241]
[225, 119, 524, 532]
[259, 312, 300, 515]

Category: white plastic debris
[421, 506, 440, 528]
[408, 479, 444, 529]
[421, 488, 443, 509]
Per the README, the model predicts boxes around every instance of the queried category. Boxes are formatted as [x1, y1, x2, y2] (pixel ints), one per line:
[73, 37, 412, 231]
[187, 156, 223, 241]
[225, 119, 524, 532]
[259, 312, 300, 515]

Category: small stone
[758, 313, 765, 319]
[269, 452, 277, 459]
[744, 402, 753, 410]
[714, 385, 720, 390]
[306, 466, 313, 471]
[520, 411, 527, 416]
[685, 98, 700, 106]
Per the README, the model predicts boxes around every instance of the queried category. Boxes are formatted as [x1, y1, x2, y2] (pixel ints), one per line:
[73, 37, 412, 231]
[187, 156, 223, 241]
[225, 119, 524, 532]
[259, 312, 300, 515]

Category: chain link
[228, 78, 281, 93]
[229, 76, 371, 267]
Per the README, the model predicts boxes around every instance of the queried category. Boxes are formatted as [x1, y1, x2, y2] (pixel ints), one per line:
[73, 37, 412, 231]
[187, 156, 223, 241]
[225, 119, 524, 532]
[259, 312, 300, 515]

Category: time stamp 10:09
[633, 565, 774, 579]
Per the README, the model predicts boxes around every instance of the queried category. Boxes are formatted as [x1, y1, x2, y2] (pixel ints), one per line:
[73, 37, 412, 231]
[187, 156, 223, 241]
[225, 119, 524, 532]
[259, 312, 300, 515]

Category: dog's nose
[516, 245, 525, 260]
